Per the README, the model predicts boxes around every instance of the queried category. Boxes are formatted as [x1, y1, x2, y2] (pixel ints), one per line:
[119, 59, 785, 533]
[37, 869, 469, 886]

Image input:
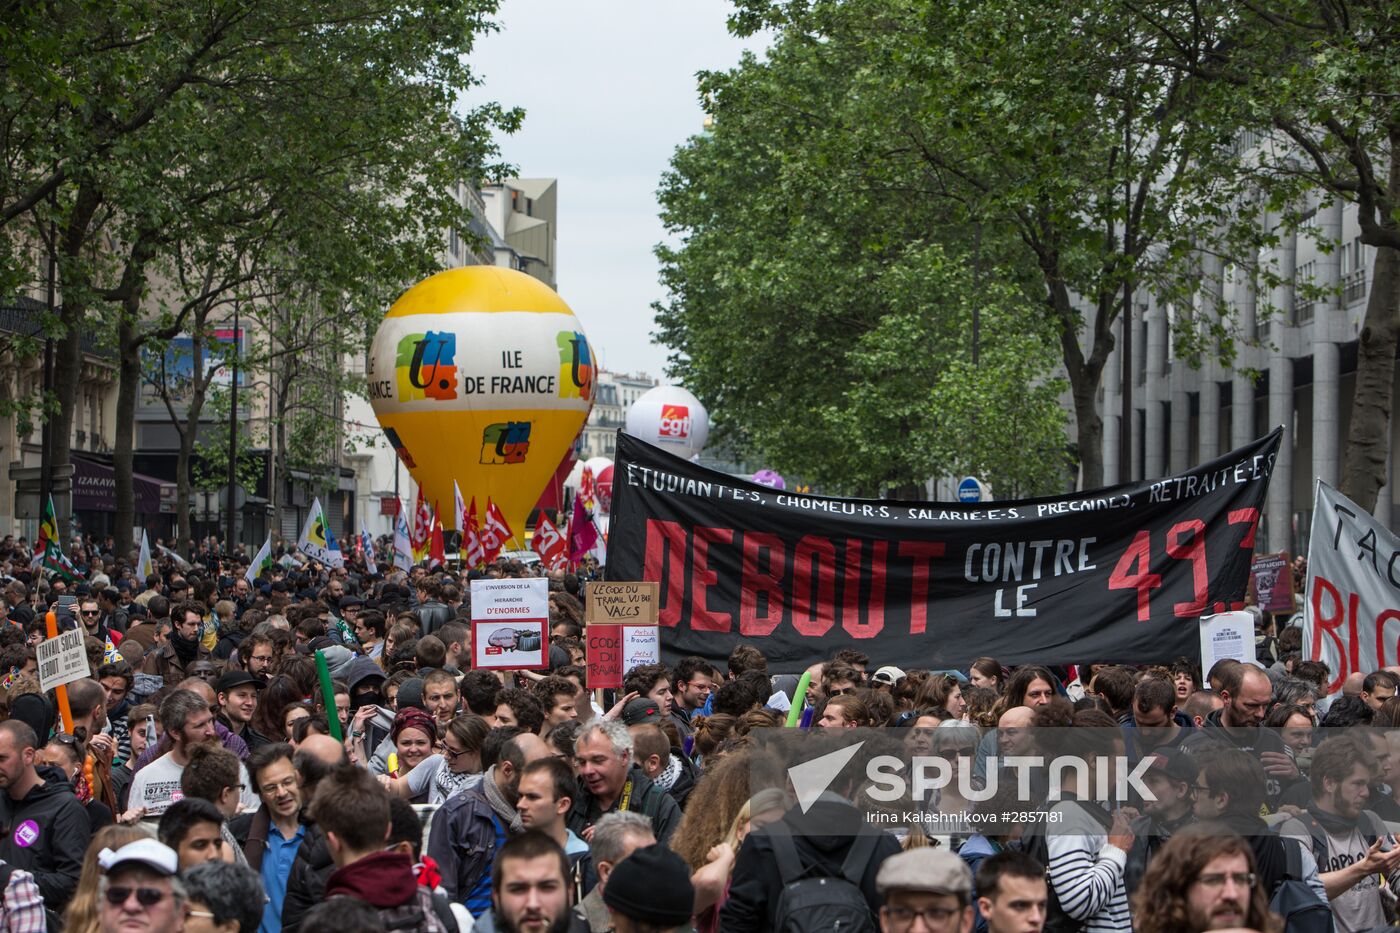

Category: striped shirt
[1045, 800, 1132, 932]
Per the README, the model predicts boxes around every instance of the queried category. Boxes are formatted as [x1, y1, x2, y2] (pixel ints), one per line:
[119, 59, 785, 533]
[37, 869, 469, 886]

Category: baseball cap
[1144, 747, 1198, 785]
[98, 839, 179, 877]
[876, 848, 972, 897]
[871, 665, 906, 686]
[621, 697, 664, 726]
[213, 670, 263, 694]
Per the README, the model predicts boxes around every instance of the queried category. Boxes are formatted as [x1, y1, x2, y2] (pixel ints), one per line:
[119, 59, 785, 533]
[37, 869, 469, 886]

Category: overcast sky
[466, 1, 768, 383]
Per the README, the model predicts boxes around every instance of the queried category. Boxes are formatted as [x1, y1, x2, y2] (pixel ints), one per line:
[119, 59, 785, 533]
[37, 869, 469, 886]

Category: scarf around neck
[171, 630, 200, 665]
[482, 766, 524, 833]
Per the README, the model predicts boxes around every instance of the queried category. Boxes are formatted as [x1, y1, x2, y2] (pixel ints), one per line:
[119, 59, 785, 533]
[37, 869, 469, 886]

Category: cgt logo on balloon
[396, 331, 458, 402]
[556, 331, 594, 400]
[480, 422, 532, 465]
[659, 404, 691, 439]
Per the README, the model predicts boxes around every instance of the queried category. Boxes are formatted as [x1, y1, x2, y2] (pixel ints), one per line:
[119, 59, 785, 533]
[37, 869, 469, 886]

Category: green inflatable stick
[315, 649, 343, 741]
[785, 671, 812, 727]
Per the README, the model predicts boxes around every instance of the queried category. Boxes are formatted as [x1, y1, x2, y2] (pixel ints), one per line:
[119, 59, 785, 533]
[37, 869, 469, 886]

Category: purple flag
[567, 495, 598, 560]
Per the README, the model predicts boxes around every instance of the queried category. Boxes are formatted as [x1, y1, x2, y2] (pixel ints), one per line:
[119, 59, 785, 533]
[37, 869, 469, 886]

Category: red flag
[429, 503, 445, 568]
[531, 513, 567, 570]
[568, 493, 598, 561]
[463, 497, 486, 568]
[480, 498, 514, 562]
[410, 486, 431, 560]
[579, 465, 597, 512]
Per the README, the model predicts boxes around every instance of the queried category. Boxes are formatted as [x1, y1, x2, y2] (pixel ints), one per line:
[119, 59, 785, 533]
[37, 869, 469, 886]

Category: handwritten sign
[37, 629, 89, 692]
[471, 578, 549, 670]
[586, 622, 662, 689]
[585, 582, 659, 624]
[587, 625, 623, 689]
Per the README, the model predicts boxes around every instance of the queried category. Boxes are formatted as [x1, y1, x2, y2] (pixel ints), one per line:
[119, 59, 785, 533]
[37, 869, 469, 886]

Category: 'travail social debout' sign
[607, 429, 1282, 669]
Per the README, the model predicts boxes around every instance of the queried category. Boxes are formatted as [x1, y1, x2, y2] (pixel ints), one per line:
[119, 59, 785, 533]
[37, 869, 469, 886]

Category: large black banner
[607, 429, 1282, 670]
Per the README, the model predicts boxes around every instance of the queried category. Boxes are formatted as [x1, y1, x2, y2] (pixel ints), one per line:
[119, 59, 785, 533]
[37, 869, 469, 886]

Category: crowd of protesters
[0, 536, 1392, 933]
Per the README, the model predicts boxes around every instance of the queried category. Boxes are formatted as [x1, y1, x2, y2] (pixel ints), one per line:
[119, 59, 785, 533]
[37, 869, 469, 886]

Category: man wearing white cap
[98, 839, 187, 933]
[871, 667, 905, 692]
[876, 848, 974, 933]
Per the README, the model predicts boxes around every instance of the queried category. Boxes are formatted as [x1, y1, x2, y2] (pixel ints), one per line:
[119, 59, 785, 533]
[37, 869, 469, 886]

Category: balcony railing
[1344, 269, 1368, 304]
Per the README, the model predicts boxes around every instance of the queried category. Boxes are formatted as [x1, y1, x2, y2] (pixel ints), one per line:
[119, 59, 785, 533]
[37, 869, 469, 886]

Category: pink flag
[567, 494, 598, 560]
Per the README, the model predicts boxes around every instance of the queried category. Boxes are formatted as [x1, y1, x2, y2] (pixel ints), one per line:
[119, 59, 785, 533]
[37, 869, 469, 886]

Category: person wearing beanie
[602, 844, 695, 933]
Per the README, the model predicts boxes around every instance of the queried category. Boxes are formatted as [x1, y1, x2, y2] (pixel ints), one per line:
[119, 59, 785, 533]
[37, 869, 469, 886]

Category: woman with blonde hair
[63, 824, 149, 933]
[671, 747, 788, 933]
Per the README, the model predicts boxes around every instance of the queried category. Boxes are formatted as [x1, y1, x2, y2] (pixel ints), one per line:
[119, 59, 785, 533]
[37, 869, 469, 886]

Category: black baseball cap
[214, 670, 264, 694]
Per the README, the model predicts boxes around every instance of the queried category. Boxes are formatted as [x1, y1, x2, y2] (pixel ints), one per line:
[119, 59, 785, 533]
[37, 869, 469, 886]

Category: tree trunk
[114, 313, 141, 559]
[1340, 242, 1400, 510]
[51, 183, 103, 536]
[175, 340, 211, 559]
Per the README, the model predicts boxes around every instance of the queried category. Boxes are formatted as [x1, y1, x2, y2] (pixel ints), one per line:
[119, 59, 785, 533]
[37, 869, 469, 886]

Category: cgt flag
[1304, 481, 1400, 693]
[429, 504, 446, 568]
[463, 497, 487, 568]
[480, 497, 514, 561]
[532, 513, 567, 570]
[607, 429, 1282, 669]
[411, 486, 431, 561]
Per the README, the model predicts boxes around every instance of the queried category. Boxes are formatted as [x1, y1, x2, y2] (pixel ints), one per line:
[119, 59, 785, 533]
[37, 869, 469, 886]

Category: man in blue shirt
[230, 743, 305, 933]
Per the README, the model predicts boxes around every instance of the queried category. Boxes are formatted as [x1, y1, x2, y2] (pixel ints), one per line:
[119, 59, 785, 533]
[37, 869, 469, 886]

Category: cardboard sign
[37, 629, 90, 692]
[587, 625, 623, 689]
[1249, 551, 1294, 614]
[1199, 610, 1257, 674]
[586, 623, 662, 689]
[585, 582, 659, 624]
[471, 578, 549, 670]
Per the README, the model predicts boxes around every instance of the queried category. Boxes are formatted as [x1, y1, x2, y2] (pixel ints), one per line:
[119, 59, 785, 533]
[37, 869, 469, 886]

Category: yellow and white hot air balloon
[367, 267, 594, 539]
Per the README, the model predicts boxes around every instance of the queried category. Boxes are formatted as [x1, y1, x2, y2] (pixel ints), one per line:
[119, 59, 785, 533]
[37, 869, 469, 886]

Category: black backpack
[769, 826, 880, 933]
[1269, 836, 1335, 933]
[1018, 800, 1115, 933]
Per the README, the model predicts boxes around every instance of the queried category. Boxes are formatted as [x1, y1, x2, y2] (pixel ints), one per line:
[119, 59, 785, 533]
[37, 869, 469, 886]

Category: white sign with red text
[471, 578, 549, 670]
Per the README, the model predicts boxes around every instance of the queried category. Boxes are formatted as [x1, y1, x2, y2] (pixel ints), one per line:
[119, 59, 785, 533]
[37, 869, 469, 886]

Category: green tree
[1, 0, 519, 550]
[1116, 0, 1400, 511]
[693, 0, 1231, 491]
[656, 29, 1068, 497]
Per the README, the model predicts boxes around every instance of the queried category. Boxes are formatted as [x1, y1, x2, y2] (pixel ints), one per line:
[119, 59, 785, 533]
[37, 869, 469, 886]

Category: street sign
[37, 629, 89, 693]
[957, 477, 991, 503]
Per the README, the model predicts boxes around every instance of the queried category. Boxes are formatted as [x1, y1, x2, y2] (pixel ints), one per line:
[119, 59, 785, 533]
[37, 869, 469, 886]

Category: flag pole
[45, 611, 74, 734]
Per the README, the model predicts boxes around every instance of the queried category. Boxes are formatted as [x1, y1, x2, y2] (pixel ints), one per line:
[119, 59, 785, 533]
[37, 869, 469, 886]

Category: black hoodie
[720, 797, 902, 932]
[0, 764, 91, 910]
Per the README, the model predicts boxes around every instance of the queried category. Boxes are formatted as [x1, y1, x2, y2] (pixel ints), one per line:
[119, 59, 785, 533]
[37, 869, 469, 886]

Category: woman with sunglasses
[924, 721, 983, 850]
[381, 712, 489, 804]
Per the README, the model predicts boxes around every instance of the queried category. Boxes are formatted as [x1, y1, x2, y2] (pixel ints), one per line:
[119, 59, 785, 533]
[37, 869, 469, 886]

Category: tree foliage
[0, 0, 520, 550]
[655, 29, 1069, 497]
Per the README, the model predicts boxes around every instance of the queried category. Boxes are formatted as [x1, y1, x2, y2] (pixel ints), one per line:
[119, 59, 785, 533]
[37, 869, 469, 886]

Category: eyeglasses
[443, 744, 469, 761]
[186, 910, 216, 920]
[1191, 784, 1213, 796]
[260, 776, 298, 796]
[105, 886, 168, 908]
[1195, 872, 1256, 890]
[884, 905, 960, 928]
[81, 610, 100, 617]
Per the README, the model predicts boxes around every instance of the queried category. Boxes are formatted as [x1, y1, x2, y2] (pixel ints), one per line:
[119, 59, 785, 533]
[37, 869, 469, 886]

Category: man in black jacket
[0, 719, 91, 911]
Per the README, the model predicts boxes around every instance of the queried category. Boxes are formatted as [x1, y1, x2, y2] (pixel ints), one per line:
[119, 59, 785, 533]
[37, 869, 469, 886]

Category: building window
[1295, 260, 1316, 323]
